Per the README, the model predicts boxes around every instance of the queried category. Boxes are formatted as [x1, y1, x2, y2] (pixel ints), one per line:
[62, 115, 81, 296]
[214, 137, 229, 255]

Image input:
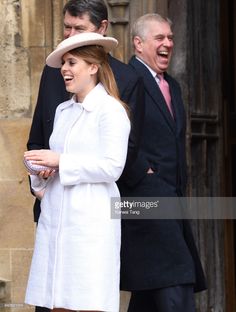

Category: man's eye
[74, 28, 84, 33]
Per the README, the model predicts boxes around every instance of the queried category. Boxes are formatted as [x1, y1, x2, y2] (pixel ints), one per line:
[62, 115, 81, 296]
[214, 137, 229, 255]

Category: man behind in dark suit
[27, 1, 144, 311]
[120, 13, 206, 312]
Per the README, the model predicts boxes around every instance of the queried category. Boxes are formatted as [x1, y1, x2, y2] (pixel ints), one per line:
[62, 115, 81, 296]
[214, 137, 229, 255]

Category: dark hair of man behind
[63, 0, 108, 29]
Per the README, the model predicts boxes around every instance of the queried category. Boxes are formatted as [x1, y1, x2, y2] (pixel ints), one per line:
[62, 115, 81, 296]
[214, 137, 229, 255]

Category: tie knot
[157, 74, 164, 82]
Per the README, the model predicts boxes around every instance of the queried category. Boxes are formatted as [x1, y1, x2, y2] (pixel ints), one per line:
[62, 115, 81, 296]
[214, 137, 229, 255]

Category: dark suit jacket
[120, 56, 206, 292]
[27, 55, 144, 222]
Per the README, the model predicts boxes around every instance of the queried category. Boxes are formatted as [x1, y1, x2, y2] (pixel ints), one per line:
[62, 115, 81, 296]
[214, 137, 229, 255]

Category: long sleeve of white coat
[30, 174, 50, 192]
[59, 104, 130, 185]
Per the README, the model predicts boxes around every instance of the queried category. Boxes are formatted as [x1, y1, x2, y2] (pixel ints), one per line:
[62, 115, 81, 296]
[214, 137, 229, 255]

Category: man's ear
[98, 20, 108, 35]
[133, 36, 143, 53]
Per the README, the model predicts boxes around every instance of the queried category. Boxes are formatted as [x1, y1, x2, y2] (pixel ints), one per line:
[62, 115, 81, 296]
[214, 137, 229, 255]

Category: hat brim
[46, 32, 118, 68]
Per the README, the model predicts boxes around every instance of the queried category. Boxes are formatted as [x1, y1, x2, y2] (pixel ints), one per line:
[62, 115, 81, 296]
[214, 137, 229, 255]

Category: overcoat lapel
[129, 56, 176, 133]
[165, 73, 185, 136]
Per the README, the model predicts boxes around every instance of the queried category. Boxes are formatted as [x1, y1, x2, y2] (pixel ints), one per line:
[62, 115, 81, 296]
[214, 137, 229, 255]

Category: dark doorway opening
[221, 0, 236, 310]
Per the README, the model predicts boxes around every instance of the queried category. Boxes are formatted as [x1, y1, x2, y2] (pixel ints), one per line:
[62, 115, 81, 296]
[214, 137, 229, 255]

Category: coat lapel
[129, 56, 176, 133]
[165, 73, 186, 136]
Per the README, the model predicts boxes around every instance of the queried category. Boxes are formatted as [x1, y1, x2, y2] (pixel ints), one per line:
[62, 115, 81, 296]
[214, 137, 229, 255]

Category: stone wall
[0, 0, 53, 311]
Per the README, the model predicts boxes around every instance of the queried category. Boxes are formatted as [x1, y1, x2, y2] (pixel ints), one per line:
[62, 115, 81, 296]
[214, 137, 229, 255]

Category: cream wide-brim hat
[46, 32, 118, 68]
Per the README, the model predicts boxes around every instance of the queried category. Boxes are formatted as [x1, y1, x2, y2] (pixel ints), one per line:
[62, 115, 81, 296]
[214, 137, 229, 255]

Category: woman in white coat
[24, 33, 130, 312]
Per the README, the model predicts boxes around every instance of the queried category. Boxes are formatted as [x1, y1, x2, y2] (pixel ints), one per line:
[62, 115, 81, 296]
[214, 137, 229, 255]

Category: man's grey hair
[132, 13, 172, 40]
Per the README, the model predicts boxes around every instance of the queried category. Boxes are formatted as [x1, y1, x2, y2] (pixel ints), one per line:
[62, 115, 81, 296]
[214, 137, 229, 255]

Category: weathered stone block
[0, 119, 35, 249]
[0, 0, 31, 118]
[0, 251, 11, 281]
[0, 180, 35, 249]
[11, 250, 33, 303]
[0, 118, 31, 179]
[29, 47, 47, 113]
[0, 47, 30, 118]
[21, 0, 48, 47]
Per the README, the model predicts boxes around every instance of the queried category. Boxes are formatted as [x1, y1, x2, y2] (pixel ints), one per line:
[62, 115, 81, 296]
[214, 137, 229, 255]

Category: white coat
[25, 83, 130, 311]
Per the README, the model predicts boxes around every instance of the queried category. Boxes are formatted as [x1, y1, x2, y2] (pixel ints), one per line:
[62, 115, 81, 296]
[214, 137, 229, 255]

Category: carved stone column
[52, 0, 66, 48]
[107, 0, 130, 62]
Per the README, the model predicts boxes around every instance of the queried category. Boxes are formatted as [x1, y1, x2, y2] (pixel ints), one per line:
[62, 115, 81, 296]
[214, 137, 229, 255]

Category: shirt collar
[136, 56, 164, 83]
[136, 56, 157, 78]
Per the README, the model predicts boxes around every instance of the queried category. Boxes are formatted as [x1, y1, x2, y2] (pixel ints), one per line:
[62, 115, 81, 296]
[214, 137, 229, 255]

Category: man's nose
[163, 37, 173, 47]
[69, 28, 79, 37]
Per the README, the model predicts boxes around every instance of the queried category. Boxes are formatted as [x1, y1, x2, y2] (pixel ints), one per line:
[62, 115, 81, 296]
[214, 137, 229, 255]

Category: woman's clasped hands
[24, 149, 60, 179]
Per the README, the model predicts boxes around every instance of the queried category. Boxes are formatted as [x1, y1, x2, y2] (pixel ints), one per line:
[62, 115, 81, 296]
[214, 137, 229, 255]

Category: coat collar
[81, 83, 108, 111]
[58, 83, 108, 112]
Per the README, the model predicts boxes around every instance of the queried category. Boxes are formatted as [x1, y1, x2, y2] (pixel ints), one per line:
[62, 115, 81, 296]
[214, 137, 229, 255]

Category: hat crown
[57, 32, 104, 48]
[46, 32, 118, 68]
